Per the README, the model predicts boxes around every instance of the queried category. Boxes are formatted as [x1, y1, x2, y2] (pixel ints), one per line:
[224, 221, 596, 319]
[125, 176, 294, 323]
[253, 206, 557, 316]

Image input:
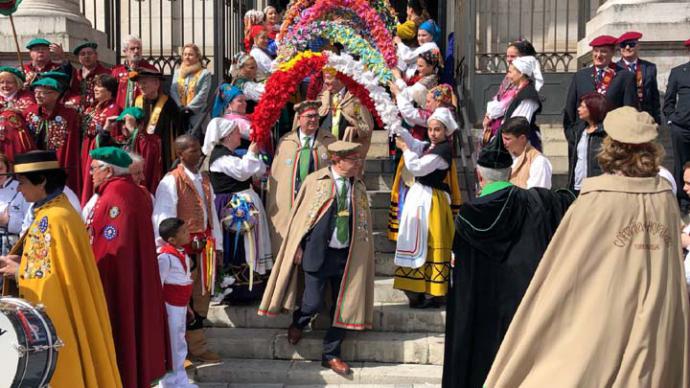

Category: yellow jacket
[17, 194, 122, 388]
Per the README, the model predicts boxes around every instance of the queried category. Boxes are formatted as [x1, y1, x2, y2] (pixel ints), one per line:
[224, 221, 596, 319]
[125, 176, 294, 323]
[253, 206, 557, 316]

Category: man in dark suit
[563, 35, 638, 159]
[617, 31, 661, 124]
[664, 39, 690, 210]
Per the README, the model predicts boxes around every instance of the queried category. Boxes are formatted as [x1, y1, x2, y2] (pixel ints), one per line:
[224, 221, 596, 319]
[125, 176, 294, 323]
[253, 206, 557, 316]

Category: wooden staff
[8, 14, 23, 67]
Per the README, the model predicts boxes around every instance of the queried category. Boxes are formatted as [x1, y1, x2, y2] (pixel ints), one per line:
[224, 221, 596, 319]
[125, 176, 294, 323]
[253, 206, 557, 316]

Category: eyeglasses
[300, 113, 319, 120]
[619, 41, 637, 48]
[89, 164, 107, 173]
[342, 156, 363, 162]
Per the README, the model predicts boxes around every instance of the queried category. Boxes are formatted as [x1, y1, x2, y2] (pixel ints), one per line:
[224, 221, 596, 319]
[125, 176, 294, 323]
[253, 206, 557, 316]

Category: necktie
[596, 68, 604, 83]
[298, 136, 311, 183]
[335, 177, 349, 244]
[331, 93, 342, 139]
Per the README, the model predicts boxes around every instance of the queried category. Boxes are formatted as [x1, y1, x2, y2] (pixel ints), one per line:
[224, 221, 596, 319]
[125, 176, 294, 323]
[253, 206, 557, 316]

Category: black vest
[208, 145, 252, 194]
[301, 191, 352, 273]
[504, 82, 542, 124]
[417, 141, 452, 192]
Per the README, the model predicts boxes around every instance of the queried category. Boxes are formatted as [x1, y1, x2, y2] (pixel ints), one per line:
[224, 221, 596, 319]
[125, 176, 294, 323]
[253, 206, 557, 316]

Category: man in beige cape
[267, 100, 336, 256]
[484, 107, 690, 388]
[259, 141, 375, 376]
[319, 69, 374, 158]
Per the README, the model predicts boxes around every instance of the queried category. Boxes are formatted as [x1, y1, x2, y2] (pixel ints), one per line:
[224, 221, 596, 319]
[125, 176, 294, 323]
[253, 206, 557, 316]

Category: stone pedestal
[577, 0, 690, 92]
[0, 0, 115, 66]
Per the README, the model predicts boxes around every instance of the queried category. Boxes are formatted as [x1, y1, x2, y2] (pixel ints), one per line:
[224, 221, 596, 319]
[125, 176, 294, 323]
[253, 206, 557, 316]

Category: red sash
[160, 243, 193, 306]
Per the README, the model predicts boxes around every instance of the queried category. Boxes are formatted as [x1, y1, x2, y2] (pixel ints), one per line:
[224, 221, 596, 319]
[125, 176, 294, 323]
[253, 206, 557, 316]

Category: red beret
[684, 39, 690, 47]
[589, 35, 617, 47]
[617, 31, 643, 44]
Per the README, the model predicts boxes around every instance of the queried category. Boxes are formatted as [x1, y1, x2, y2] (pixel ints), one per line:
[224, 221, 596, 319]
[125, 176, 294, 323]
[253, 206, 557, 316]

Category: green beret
[73, 41, 98, 55]
[0, 66, 25, 83]
[30, 77, 63, 92]
[116, 107, 145, 122]
[26, 38, 51, 50]
[40, 71, 71, 85]
[89, 146, 133, 168]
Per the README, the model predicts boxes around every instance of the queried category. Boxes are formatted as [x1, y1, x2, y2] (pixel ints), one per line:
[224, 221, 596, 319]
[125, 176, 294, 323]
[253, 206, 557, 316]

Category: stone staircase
[188, 130, 444, 387]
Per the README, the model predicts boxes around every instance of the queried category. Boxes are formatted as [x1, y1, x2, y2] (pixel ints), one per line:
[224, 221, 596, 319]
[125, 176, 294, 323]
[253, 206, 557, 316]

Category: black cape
[442, 185, 575, 388]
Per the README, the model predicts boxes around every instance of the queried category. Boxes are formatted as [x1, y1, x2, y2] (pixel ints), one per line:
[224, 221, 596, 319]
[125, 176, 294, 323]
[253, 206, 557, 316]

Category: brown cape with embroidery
[318, 90, 374, 157]
[266, 129, 336, 256]
[259, 167, 375, 330]
[485, 174, 690, 387]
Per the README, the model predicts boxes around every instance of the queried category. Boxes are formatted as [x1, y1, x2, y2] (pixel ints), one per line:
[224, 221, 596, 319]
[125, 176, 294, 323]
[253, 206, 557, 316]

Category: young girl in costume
[393, 107, 458, 308]
[388, 85, 461, 240]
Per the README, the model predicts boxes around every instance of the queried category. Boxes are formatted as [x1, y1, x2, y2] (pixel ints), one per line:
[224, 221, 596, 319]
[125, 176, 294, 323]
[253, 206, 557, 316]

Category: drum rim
[3, 298, 59, 388]
[1, 299, 30, 388]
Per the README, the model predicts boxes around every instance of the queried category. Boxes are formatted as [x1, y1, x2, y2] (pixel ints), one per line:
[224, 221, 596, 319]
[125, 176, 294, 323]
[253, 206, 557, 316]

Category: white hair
[263, 5, 277, 16]
[127, 152, 144, 164]
[122, 35, 142, 52]
[477, 165, 511, 185]
[244, 10, 265, 25]
[97, 160, 130, 177]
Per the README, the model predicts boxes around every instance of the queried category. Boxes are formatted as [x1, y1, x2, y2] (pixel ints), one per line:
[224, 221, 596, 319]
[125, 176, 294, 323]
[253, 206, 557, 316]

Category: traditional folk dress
[24, 103, 83, 193]
[259, 168, 375, 332]
[396, 41, 439, 80]
[393, 132, 455, 297]
[158, 243, 196, 388]
[484, 175, 690, 388]
[267, 128, 336, 256]
[111, 60, 158, 109]
[509, 143, 553, 189]
[132, 94, 181, 193]
[0, 109, 35, 162]
[153, 163, 223, 358]
[250, 45, 274, 82]
[0, 89, 36, 111]
[209, 144, 272, 303]
[170, 64, 212, 131]
[87, 176, 171, 388]
[70, 63, 111, 110]
[80, 99, 122, 204]
[9, 192, 122, 388]
[231, 77, 265, 111]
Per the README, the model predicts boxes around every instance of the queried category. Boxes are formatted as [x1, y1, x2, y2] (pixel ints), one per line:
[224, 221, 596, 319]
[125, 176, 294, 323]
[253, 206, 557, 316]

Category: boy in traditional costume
[153, 135, 223, 364]
[259, 141, 375, 376]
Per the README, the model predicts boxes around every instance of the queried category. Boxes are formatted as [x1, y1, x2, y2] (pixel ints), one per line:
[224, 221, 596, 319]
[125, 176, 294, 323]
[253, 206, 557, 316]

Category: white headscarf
[428, 107, 459, 136]
[512, 56, 544, 91]
[202, 118, 238, 155]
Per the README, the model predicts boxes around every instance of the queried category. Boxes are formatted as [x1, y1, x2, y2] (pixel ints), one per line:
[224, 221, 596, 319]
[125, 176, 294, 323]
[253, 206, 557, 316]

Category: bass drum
[0, 297, 62, 388]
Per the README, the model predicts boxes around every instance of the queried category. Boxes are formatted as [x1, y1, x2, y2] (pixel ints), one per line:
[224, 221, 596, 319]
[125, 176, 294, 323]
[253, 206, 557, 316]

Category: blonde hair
[0, 71, 24, 91]
[597, 137, 664, 177]
[182, 43, 202, 61]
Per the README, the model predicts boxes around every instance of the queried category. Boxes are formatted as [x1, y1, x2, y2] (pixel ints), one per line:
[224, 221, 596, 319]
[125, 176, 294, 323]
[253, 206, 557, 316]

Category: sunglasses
[619, 41, 638, 48]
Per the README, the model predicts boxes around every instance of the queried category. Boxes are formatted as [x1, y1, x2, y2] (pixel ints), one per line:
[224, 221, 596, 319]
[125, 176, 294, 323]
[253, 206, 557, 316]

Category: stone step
[371, 208, 390, 230]
[364, 158, 396, 174]
[192, 359, 442, 385]
[550, 156, 569, 175]
[367, 191, 391, 210]
[374, 253, 396, 276]
[364, 173, 395, 191]
[374, 231, 396, 254]
[203, 328, 444, 365]
[206, 300, 445, 333]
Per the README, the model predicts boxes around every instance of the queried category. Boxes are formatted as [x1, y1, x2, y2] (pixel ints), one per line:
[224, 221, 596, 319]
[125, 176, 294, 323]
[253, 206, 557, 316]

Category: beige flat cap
[327, 140, 362, 157]
[603, 106, 658, 144]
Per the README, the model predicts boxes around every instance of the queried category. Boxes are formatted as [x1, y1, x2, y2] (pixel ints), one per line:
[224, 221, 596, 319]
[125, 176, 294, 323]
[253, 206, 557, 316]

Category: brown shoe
[183, 359, 194, 369]
[287, 324, 303, 345]
[193, 350, 221, 363]
[321, 358, 352, 376]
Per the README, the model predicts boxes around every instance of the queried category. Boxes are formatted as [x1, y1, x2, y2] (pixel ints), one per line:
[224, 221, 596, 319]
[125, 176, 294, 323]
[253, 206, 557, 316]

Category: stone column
[0, 0, 115, 66]
[577, 0, 690, 91]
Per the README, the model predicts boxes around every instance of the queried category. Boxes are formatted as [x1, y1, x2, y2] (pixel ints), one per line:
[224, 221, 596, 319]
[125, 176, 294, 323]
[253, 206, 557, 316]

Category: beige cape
[259, 167, 375, 330]
[266, 129, 336, 256]
[485, 174, 690, 387]
[319, 89, 374, 158]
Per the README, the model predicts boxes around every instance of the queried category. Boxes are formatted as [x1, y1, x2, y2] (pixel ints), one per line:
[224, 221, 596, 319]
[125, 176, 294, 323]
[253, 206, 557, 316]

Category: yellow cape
[16, 194, 121, 388]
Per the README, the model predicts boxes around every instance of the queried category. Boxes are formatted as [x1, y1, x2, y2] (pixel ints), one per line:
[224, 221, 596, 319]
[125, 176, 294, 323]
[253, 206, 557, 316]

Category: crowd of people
[0, 0, 689, 387]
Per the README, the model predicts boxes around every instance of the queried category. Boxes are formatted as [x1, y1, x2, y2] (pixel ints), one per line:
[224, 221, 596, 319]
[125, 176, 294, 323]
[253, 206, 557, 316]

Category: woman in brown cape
[484, 107, 690, 387]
